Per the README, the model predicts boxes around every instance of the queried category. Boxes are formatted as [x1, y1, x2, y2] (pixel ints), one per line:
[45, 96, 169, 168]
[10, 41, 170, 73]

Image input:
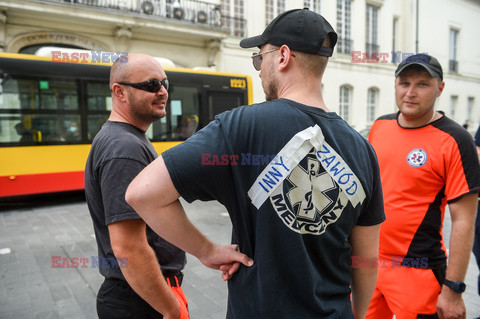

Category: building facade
[0, 0, 479, 132]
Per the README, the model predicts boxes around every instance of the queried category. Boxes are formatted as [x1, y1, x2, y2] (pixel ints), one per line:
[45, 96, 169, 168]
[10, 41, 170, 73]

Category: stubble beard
[130, 95, 166, 125]
[264, 78, 279, 101]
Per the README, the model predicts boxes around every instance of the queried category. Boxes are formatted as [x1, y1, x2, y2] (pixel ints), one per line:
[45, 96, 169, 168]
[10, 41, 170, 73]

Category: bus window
[150, 85, 200, 141]
[0, 78, 34, 142]
[87, 82, 111, 111]
[86, 82, 111, 141]
[0, 115, 25, 143]
[1, 78, 32, 110]
[0, 78, 79, 111]
[87, 114, 109, 141]
[38, 79, 78, 110]
[0, 114, 82, 143]
[30, 114, 82, 142]
[0, 77, 83, 144]
[175, 114, 199, 140]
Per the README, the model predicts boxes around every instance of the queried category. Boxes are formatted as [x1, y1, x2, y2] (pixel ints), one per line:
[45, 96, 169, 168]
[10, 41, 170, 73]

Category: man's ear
[111, 83, 127, 101]
[278, 45, 294, 71]
[437, 81, 445, 97]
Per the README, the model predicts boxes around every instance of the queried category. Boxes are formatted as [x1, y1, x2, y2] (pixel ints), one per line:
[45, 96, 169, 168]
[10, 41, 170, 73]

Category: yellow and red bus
[0, 52, 252, 198]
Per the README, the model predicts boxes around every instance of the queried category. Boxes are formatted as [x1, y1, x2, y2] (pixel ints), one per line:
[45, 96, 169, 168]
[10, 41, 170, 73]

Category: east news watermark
[350, 51, 429, 64]
[351, 256, 429, 268]
[50, 50, 128, 64]
[201, 153, 280, 166]
[51, 256, 127, 268]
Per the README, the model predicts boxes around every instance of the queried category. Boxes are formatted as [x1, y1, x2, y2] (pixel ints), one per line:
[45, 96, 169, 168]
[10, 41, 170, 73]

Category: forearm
[436, 195, 477, 318]
[137, 198, 215, 259]
[445, 195, 477, 281]
[351, 267, 377, 319]
[120, 245, 179, 316]
[349, 224, 381, 319]
[126, 156, 254, 276]
[108, 218, 182, 317]
[126, 157, 213, 258]
[445, 214, 474, 281]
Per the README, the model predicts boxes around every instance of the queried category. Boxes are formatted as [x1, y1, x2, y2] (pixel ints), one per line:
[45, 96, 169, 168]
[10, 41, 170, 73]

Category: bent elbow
[125, 180, 142, 212]
[125, 156, 179, 214]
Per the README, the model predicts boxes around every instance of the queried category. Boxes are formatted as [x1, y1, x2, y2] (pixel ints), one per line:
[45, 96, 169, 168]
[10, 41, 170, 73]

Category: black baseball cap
[395, 53, 443, 80]
[239, 7, 337, 57]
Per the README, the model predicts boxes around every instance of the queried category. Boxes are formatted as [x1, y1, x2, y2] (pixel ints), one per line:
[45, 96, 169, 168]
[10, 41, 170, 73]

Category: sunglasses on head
[117, 79, 169, 93]
[251, 48, 278, 71]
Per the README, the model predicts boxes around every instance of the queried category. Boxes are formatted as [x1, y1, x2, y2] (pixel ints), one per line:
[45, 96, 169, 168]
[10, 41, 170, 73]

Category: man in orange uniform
[367, 54, 480, 318]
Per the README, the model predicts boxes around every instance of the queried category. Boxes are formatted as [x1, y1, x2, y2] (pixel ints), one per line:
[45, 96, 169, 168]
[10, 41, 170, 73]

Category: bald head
[108, 53, 168, 130]
[109, 54, 162, 89]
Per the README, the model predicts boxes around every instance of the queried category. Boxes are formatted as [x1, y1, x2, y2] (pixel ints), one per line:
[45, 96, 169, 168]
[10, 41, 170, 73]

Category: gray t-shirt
[85, 121, 186, 280]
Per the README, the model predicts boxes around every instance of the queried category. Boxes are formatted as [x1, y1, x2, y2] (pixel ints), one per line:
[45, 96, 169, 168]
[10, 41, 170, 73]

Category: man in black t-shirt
[127, 9, 385, 318]
[85, 54, 188, 318]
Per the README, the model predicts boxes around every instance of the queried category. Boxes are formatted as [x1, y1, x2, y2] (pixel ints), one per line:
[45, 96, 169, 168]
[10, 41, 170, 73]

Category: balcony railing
[48, 0, 246, 37]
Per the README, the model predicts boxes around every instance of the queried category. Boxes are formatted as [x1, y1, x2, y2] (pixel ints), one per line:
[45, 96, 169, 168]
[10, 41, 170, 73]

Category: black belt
[163, 270, 183, 287]
[105, 271, 183, 287]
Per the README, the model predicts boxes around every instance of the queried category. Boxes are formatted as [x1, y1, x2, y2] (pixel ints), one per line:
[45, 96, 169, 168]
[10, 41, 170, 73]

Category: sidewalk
[0, 192, 479, 318]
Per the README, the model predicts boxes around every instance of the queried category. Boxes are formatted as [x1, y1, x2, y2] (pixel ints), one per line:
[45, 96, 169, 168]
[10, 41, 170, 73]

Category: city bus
[0, 52, 253, 198]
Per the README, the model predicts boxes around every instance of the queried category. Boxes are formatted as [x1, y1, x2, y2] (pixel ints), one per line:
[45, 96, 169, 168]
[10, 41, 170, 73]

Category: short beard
[264, 78, 278, 101]
[129, 95, 164, 125]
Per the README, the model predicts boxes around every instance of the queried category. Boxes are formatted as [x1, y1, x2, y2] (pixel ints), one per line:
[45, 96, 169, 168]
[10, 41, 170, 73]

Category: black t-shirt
[85, 121, 186, 280]
[163, 99, 385, 318]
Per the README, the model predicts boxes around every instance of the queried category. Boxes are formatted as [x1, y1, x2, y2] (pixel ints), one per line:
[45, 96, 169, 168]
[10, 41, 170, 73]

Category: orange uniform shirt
[369, 113, 480, 268]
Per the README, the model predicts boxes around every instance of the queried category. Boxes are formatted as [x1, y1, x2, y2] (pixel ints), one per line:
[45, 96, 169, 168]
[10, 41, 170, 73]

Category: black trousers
[97, 272, 184, 319]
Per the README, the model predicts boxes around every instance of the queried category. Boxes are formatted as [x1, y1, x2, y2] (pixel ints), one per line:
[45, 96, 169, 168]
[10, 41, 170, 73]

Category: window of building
[467, 97, 474, 122]
[266, 0, 285, 24]
[222, 0, 246, 37]
[450, 95, 458, 120]
[366, 5, 379, 56]
[392, 17, 399, 53]
[337, 0, 352, 54]
[340, 85, 351, 121]
[304, 0, 321, 12]
[367, 88, 378, 123]
[449, 28, 459, 72]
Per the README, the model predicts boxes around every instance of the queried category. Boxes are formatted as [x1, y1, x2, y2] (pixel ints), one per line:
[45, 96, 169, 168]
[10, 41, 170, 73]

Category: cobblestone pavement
[0, 191, 479, 318]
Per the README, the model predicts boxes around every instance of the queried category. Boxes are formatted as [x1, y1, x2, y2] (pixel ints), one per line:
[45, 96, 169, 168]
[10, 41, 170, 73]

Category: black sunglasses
[117, 79, 169, 93]
[251, 48, 278, 71]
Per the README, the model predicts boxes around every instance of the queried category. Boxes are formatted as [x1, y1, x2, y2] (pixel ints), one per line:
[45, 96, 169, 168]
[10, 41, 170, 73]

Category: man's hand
[197, 243, 254, 281]
[437, 287, 466, 319]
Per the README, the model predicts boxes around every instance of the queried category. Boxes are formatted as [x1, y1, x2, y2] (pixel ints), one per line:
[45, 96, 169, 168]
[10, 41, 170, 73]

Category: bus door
[204, 90, 246, 123]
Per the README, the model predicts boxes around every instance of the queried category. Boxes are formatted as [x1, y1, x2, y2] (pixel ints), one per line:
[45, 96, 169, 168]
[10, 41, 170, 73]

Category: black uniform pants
[97, 272, 184, 319]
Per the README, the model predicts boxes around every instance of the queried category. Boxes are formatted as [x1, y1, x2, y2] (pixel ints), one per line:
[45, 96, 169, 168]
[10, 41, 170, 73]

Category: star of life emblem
[248, 125, 366, 236]
[407, 148, 427, 167]
[269, 150, 348, 235]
